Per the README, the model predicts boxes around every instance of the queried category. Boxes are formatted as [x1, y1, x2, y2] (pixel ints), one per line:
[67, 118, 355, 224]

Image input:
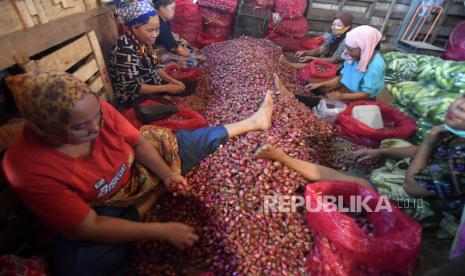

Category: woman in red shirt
[3, 71, 273, 275]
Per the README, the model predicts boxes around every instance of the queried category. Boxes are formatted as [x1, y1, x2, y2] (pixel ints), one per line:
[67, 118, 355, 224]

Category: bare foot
[249, 91, 274, 130]
[255, 144, 286, 161]
[273, 73, 294, 97]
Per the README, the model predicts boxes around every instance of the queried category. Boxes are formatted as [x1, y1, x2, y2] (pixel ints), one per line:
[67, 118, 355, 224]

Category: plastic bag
[305, 180, 422, 274]
[335, 100, 417, 143]
[197, 0, 239, 14]
[443, 21, 465, 61]
[274, 0, 307, 19]
[312, 99, 346, 121]
[121, 100, 207, 131]
[301, 35, 325, 50]
[269, 16, 308, 38]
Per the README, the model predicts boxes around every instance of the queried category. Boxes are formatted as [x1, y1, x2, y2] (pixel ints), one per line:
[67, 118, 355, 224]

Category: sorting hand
[305, 82, 322, 91]
[163, 172, 188, 192]
[295, 50, 308, 58]
[165, 83, 185, 94]
[424, 124, 448, 145]
[327, 91, 342, 100]
[298, 56, 314, 63]
[353, 148, 382, 162]
[161, 222, 199, 250]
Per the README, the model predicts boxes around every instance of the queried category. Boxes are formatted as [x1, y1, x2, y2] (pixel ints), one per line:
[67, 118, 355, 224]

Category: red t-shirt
[2, 100, 140, 231]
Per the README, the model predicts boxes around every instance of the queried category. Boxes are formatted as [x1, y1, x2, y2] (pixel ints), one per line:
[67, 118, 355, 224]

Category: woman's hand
[165, 83, 185, 94]
[327, 91, 342, 100]
[423, 124, 447, 146]
[298, 56, 314, 63]
[305, 82, 323, 90]
[163, 172, 188, 192]
[353, 148, 382, 162]
[295, 50, 308, 58]
[160, 222, 199, 250]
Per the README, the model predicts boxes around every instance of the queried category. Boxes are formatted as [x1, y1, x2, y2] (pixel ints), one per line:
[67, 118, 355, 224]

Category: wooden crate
[0, 0, 99, 37]
[21, 30, 114, 102]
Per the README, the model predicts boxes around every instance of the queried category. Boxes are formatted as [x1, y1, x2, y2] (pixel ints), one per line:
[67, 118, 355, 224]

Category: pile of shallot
[130, 37, 340, 275]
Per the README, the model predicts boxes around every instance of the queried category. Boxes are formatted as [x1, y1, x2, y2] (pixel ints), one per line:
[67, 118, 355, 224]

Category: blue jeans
[176, 125, 229, 175]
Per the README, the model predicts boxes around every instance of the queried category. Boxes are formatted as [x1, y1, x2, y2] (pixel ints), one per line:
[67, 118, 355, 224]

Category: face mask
[445, 124, 465, 138]
[331, 25, 350, 35]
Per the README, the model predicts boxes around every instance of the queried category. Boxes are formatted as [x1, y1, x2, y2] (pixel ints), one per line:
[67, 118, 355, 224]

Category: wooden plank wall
[0, 7, 118, 71]
[0, 0, 99, 38]
[305, 0, 465, 47]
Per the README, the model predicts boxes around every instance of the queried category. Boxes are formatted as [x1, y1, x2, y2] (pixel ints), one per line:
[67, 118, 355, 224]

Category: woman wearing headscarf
[290, 10, 353, 67]
[3, 71, 274, 275]
[109, 0, 186, 109]
[152, 0, 205, 68]
[277, 25, 386, 108]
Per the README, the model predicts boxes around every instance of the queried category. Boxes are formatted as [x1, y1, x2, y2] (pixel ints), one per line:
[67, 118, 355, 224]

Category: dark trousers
[49, 206, 139, 276]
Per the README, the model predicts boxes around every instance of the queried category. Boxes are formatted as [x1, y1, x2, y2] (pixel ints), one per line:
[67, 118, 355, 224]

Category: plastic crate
[233, 0, 271, 38]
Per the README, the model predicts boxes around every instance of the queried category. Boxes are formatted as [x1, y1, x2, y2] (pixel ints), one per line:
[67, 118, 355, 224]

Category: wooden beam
[429, 0, 452, 43]
[0, 7, 112, 70]
[73, 58, 99, 82]
[87, 30, 115, 102]
[13, 0, 35, 28]
[24, 0, 38, 16]
[88, 75, 104, 93]
[23, 35, 93, 72]
[33, 0, 49, 24]
[447, 4, 465, 16]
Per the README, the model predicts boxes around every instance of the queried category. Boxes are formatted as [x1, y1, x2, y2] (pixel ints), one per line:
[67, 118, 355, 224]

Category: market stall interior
[0, 0, 464, 275]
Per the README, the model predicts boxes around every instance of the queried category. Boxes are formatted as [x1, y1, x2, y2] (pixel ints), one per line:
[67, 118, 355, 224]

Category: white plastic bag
[312, 99, 347, 121]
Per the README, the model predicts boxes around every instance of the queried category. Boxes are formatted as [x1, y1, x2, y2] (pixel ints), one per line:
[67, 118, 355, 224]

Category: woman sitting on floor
[3, 71, 274, 276]
[257, 83, 465, 238]
[152, 0, 206, 67]
[277, 25, 386, 108]
[109, 0, 185, 109]
[289, 10, 353, 68]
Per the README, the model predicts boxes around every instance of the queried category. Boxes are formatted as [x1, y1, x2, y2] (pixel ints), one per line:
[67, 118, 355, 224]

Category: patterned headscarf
[5, 71, 96, 145]
[116, 0, 158, 27]
[341, 25, 382, 72]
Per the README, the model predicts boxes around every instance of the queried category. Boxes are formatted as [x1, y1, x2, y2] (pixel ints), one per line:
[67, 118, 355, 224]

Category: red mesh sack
[256, 0, 275, 8]
[267, 32, 306, 51]
[305, 181, 422, 274]
[199, 7, 234, 28]
[301, 35, 325, 50]
[171, 0, 202, 47]
[274, 0, 307, 19]
[121, 100, 207, 131]
[308, 60, 337, 79]
[197, 0, 239, 14]
[443, 21, 465, 61]
[196, 32, 229, 48]
[165, 65, 200, 80]
[0, 255, 48, 276]
[269, 16, 308, 38]
[165, 65, 200, 94]
[203, 26, 231, 38]
[335, 100, 417, 143]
